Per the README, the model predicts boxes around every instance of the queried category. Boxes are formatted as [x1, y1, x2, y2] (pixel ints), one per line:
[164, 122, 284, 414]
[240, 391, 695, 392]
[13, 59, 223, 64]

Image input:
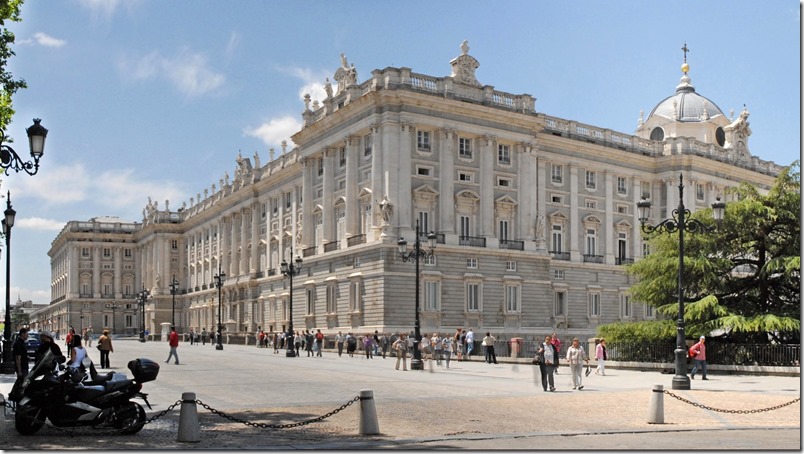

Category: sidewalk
[0, 339, 799, 450]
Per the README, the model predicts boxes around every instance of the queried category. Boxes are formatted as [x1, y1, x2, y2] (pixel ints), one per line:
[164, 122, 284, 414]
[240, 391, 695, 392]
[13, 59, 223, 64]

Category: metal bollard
[358, 389, 380, 435]
[647, 384, 664, 424]
[177, 392, 201, 442]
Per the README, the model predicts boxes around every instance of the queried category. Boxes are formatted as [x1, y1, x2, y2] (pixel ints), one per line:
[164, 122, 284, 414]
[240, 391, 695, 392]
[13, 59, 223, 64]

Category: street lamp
[169, 275, 179, 328]
[213, 267, 226, 350]
[0, 118, 48, 176]
[637, 173, 725, 390]
[105, 301, 120, 334]
[397, 219, 437, 371]
[280, 251, 303, 358]
[137, 287, 150, 343]
[0, 191, 16, 374]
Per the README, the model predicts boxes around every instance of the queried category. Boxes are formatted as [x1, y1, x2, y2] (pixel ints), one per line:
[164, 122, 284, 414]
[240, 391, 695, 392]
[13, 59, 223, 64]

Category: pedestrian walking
[305, 331, 314, 357]
[441, 333, 453, 369]
[393, 333, 408, 370]
[465, 329, 475, 358]
[315, 329, 324, 357]
[86, 326, 94, 347]
[190, 328, 196, 346]
[273, 332, 279, 353]
[432, 333, 443, 366]
[363, 334, 374, 359]
[258, 330, 265, 348]
[346, 332, 357, 357]
[482, 332, 498, 364]
[165, 326, 180, 365]
[201, 328, 208, 345]
[97, 329, 114, 369]
[455, 328, 464, 361]
[690, 336, 708, 380]
[335, 331, 344, 357]
[380, 332, 390, 359]
[565, 338, 588, 390]
[551, 332, 562, 374]
[372, 331, 381, 358]
[420, 333, 431, 362]
[12, 328, 30, 380]
[595, 338, 607, 375]
[209, 330, 215, 345]
[538, 335, 557, 391]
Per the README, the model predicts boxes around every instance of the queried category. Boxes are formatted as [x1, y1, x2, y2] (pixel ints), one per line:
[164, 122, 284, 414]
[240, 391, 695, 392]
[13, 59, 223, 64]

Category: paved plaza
[0, 338, 800, 450]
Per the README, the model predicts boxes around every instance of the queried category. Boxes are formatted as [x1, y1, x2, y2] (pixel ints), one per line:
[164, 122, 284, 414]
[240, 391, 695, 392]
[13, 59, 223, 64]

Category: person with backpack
[315, 329, 324, 357]
[346, 332, 357, 357]
[689, 336, 708, 380]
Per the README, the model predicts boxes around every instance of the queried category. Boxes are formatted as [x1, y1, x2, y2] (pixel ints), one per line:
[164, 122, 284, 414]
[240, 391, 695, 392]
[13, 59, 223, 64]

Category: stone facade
[32, 43, 783, 345]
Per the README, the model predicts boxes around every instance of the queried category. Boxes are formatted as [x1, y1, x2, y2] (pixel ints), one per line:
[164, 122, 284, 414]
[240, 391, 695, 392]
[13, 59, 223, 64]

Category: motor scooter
[14, 350, 159, 435]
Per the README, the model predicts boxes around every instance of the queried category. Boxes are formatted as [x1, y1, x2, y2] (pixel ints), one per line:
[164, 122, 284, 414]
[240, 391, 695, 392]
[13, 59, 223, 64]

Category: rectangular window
[552, 225, 563, 253]
[589, 293, 601, 317]
[645, 303, 655, 318]
[505, 285, 520, 312]
[497, 144, 510, 164]
[459, 137, 472, 159]
[585, 170, 596, 189]
[617, 205, 628, 214]
[466, 258, 478, 269]
[417, 130, 430, 151]
[171, 240, 178, 250]
[307, 288, 316, 315]
[585, 229, 597, 255]
[498, 220, 509, 241]
[551, 164, 563, 184]
[124, 248, 132, 258]
[339, 147, 346, 167]
[506, 261, 516, 272]
[285, 192, 292, 209]
[326, 284, 337, 313]
[585, 200, 597, 209]
[349, 281, 362, 312]
[617, 177, 628, 195]
[467, 283, 480, 311]
[643, 243, 651, 257]
[103, 248, 111, 258]
[364, 134, 373, 157]
[618, 233, 627, 261]
[460, 216, 471, 237]
[641, 181, 651, 199]
[82, 248, 90, 258]
[458, 172, 473, 182]
[551, 195, 563, 204]
[696, 184, 705, 201]
[497, 177, 511, 188]
[553, 269, 564, 279]
[620, 294, 632, 318]
[417, 166, 431, 176]
[554, 291, 566, 316]
[424, 281, 439, 311]
[424, 255, 436, 266]
[317, 157, 324, 176]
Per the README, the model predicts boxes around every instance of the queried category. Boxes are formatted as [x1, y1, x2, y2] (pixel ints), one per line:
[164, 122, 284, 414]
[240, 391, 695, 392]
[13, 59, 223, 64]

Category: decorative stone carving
[449, 40, 481, 87]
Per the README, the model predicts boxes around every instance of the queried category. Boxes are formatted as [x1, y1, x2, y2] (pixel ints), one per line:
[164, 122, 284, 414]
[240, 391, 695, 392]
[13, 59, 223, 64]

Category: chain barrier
[195, 395, 361, 429]
[664, 390, 800, 414]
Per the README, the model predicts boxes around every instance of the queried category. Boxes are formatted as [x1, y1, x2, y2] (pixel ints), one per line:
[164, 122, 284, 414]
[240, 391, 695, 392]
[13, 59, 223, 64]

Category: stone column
[517, 143, 534, 242]
[665, 178, 676, 219]
[240, 208, 249, 275]
[396, 123, 413, 237]
[302, 158, 314, 249]
[251, 202, 260, 274]
[93, 245, 101, 297]
[221, 217, 230, 276]
[479, 136, 494, 237]
[633, 177, 643, 260]
[604, 171, 614, 265]
[114, 246, 122, 298]
[345, 135, 359, 239]
[71, 246, 80, 297]
[569, 164, 580, 260]
[322, 148, 335, 245]
[438, 129, 456, 237]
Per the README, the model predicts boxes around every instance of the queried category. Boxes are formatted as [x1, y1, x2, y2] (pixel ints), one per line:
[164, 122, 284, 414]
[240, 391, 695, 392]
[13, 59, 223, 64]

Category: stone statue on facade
[450, 40, 481, 86]
[379, 195, 394, 225]
[334, 53, 358, 94]
[253, 151, 261, 169]
[324, 77, 333, 99]
[535, 213, 545, 239]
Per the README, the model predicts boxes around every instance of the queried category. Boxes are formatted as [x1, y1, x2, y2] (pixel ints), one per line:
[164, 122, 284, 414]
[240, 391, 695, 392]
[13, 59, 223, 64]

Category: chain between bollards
[663, 391, 800, 414]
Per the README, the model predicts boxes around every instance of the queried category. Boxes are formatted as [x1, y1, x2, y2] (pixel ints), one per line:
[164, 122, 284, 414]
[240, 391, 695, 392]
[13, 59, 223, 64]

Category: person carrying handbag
[538, 335, 557, 392]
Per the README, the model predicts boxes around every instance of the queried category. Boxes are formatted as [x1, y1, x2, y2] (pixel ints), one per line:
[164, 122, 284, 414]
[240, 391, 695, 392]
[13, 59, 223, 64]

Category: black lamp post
[169, 275, 179, 328]
[0, 191, 16, 374]
[105, 302, 120, 334]
[213, 267, 225, 351]
[637, 173, 725, 390]
[397, 219, 437, 371]
[137, 287, 150, 343]
[280, 251, 303, 358]
[0, 118, 48, 176]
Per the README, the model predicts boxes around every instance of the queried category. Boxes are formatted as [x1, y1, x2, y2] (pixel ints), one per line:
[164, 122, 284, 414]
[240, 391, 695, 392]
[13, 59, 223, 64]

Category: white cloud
[22, 32, 67, 48]
[77, 0, 141, 21]
[119, 49, 225, 98]
[225, 31, 240, 59]
[282, 66, 328, 104]
[9, 162, 186, 219]
[17, 217, 65, 231]
[244, 116, 301, 150]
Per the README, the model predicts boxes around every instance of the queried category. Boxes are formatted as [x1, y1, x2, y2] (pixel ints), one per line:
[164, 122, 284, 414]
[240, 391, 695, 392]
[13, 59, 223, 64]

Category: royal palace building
[33, 42, 784, 344]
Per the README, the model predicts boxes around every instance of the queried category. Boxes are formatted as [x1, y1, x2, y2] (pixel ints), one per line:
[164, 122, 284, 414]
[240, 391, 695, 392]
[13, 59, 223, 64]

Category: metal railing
[607, 341, 801, 367]
[302, 246, 317, 257]
[347, 234, 366, 247]
[549, 251, 570, 261]
[499, 239, 524, 251]
[324, 242, 340, 253]
[459, 236, 486, 247]
[615, 257, 634, 265]
[583, 254, 604, 263]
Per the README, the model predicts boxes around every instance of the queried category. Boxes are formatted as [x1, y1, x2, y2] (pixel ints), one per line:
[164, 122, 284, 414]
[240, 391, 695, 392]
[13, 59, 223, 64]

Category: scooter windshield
[22, 349, 54, 389]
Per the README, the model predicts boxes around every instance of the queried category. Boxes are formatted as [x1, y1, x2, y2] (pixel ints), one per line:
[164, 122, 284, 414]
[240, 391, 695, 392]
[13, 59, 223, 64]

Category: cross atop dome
[681, 42, 690, 74]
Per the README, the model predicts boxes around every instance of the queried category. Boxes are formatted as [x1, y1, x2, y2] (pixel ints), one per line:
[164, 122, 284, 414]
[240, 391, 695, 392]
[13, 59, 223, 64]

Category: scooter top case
[128, 358, 160, 383]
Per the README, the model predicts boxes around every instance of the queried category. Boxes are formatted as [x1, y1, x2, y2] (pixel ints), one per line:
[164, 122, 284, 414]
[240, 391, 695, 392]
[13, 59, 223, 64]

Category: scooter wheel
[113, 401, 146, 435]
[15, 404, 45, 435]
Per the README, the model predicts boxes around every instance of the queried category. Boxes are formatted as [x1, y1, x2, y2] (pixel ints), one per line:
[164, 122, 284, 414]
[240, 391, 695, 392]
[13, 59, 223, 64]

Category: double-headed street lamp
[637, 173, 725, 390]
[213, 267, 226, 351]
[169, 275, 180, 328]
[105, 301, 120, 334]
[397, 220, 437, 371]
[137, 288, 151, 343]
[280, 251, 303, 358]
[0, 118, 47, 375]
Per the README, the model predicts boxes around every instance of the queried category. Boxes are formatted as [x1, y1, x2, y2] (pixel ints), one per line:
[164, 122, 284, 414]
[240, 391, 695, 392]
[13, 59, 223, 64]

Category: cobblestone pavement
[0, 339, 799, 450]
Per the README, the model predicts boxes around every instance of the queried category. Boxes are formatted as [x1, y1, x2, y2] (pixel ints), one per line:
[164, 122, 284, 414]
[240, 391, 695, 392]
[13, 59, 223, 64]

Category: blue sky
[0, 0, 799, 307]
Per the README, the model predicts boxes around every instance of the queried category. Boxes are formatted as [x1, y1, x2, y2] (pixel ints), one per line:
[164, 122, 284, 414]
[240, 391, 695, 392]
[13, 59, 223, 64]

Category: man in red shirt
[166, 326, 180, 365]
[689, 336, 707, 380]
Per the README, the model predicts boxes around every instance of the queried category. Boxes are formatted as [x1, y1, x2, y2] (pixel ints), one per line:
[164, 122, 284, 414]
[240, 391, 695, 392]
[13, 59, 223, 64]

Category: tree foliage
[0, 0, 26, 131]
[599, 164, 801, 344]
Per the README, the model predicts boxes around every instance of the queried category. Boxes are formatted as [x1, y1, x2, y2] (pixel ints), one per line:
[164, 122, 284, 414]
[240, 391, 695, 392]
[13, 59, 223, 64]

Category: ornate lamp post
[213, 267, 226, 351]
[0, 192, 16, 374]
[169, 275, 179, 328]
[397, 219, 437, 371]
[280, 251, 303, 358]
[637, 173, 725, 390]
[137, 287, 151, 343]
[105, 302, 120, 334]
[0, 119, 47, 374]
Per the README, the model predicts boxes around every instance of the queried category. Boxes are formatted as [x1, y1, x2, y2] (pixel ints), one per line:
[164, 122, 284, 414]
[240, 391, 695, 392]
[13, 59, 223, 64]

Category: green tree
[0, 0, 26, 131]
[599, 163, 801, 344]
